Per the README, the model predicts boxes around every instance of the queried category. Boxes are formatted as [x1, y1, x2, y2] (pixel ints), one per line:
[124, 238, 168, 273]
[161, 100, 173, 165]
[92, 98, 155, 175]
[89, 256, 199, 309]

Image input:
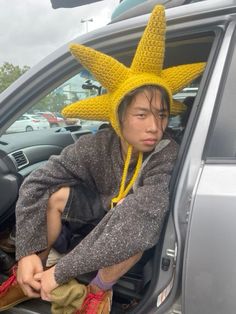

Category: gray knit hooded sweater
[15, 128, 178, 284]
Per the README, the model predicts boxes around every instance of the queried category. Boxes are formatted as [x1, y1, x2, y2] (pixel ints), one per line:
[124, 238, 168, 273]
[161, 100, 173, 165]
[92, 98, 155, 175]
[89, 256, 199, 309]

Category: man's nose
[146, 114, 160, 132]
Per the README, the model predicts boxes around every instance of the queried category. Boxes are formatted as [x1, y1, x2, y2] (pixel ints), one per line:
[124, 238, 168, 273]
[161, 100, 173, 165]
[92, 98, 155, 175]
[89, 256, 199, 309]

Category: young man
[0, 5, 205, 313]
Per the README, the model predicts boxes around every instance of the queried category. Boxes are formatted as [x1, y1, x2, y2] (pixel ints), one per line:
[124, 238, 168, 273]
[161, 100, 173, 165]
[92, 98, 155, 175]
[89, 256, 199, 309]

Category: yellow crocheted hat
[62, 5, 205, 206]
[62, 5, 205, 137]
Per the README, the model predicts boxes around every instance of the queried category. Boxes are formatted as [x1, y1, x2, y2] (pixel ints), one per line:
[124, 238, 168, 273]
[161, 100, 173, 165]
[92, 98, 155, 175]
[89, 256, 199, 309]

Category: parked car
[55, 112, 81, 127]
[37, 111, 65, 127]
[5, 114, 50, 133]
[80, 119, 109, 133]
[1, 0, 236, 313]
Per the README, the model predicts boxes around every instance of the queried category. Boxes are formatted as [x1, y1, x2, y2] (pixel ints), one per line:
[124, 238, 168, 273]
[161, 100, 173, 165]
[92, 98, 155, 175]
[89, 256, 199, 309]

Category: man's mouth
[142, 138, 157, 146]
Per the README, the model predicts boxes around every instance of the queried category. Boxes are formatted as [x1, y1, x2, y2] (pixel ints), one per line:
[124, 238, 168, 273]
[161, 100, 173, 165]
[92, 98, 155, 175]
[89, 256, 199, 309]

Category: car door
[7, 116, 26, 133]
[182, 16, 236, 314]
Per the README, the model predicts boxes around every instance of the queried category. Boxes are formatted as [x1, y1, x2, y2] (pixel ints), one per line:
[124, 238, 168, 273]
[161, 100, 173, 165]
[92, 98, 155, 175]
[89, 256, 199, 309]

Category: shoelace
[0, 266, 17, 296]
[76, 291, 105, 314]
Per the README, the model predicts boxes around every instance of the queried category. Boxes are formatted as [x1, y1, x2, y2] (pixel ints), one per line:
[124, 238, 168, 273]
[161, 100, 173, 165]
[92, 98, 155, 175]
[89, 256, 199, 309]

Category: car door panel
[183, 165, 236, 314]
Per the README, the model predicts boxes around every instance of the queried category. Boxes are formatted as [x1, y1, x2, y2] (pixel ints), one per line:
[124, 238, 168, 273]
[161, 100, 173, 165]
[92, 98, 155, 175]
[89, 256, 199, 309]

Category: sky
[0, 0, 120, 68]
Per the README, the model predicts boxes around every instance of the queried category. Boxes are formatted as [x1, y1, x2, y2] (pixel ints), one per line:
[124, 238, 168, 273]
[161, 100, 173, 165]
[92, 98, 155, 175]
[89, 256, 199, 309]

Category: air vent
[10, 150, 29, 169]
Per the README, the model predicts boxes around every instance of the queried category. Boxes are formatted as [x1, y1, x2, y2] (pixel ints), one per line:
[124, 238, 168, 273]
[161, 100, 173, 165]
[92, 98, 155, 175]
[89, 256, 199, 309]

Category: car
[55, 112, 82, 127]
[5, 114, 50, 133]
[37, 111, 65, 128]
[110, 0, 207, 22]
[80, 119, 109, 133]
[1, 0, 236, 313]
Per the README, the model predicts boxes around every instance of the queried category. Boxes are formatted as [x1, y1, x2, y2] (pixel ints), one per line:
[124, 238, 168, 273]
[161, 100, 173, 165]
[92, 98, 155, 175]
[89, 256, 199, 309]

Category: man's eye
[136, 113, 146, 118]
[158, 112, 168, 119]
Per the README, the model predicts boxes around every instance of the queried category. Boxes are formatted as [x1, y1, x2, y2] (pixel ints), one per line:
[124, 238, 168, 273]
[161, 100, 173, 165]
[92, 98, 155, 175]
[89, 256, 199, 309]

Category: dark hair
[181, 96, 195, 127]
[118, 85, 170, 125]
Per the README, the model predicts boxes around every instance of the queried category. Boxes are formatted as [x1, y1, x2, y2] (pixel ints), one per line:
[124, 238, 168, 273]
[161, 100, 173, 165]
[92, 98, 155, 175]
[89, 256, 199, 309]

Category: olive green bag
[51, 279, 87, 314]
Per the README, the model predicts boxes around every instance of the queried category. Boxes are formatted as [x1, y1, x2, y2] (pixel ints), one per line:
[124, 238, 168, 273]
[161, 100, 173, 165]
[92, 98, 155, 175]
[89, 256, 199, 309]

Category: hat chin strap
[111, 145, 143, 208]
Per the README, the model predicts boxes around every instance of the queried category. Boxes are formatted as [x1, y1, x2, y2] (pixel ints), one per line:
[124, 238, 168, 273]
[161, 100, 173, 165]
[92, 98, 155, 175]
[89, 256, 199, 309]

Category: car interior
[0, 26, 215, 313]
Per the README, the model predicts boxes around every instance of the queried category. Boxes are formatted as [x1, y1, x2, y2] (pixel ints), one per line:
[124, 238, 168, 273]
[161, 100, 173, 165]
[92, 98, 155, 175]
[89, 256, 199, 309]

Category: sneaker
[76, 286, 112, 314]
[0, 267, 31, 312]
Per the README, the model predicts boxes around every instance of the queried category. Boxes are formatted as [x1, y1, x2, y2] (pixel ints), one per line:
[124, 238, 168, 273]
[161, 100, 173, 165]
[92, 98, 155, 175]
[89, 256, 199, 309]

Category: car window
[31, 70, 106, 131]
[16, 116, 24, 121]
[5, 30, 214, 136]
[206, 29, 236, 159]
[18, 116, 28, 121]
[30, 115, 43, 119]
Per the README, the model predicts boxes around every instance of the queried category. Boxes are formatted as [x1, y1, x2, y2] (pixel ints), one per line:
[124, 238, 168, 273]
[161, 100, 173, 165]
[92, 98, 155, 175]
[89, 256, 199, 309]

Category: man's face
[120, 89, 169, 155]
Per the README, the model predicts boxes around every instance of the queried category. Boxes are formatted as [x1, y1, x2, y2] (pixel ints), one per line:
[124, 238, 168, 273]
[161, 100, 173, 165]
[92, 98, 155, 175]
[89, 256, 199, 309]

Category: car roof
[110, 0, 207, 23]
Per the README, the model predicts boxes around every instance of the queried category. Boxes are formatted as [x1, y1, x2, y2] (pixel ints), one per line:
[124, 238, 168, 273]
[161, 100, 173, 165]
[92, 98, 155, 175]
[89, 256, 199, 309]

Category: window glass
[4, 71, 202, 135]
[207, 35, 236, 159]
[5, 32, 214, 137]
[5, 70, 108, 134]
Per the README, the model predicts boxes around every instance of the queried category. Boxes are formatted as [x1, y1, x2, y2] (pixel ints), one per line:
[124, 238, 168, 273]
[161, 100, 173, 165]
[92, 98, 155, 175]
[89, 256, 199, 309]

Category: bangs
[118, 85, 170, 124]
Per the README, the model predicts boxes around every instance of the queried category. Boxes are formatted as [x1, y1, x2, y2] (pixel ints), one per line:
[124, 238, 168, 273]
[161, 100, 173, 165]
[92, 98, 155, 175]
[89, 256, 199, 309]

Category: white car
[6, 114, 50, 133]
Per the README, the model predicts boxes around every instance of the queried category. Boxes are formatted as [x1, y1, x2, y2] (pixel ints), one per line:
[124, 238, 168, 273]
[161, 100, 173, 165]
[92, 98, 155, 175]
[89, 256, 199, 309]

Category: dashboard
[0, 127, 91, 230]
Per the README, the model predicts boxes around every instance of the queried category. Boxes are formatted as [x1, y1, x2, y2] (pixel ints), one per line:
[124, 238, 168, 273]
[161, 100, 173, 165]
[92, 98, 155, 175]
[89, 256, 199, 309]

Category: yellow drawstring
[111, 145, 143, 208]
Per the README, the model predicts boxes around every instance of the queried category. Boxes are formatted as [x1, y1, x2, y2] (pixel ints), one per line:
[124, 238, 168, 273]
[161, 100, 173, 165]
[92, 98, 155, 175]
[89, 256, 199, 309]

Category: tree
[0, 62, 30, 93]
[31, 92, 68, 113]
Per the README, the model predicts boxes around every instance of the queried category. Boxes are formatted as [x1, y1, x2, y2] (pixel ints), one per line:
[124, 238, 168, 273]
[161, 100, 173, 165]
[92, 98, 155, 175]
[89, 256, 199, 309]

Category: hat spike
[62, 94, 111, 121]
[70, 44, 130, 93]
[131, 5, 165, 75]
[162, 62, 205, 94]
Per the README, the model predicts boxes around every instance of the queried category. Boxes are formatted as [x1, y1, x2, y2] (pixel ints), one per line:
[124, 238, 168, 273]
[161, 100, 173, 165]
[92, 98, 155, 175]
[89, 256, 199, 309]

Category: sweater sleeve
[54, 139, 179, 284]
[15, 134, 93, 260]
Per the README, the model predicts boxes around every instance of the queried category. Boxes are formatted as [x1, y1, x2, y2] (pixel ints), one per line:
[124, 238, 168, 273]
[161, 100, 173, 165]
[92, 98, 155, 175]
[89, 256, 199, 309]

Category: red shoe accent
[0, 266, 17, 296]
[75, 291, 105, 314]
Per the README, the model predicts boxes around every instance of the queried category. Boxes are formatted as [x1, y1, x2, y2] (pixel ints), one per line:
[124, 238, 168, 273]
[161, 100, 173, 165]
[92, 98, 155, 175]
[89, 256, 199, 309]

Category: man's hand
[34, 265, 59, 301]
[17, 254, 43, 298]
